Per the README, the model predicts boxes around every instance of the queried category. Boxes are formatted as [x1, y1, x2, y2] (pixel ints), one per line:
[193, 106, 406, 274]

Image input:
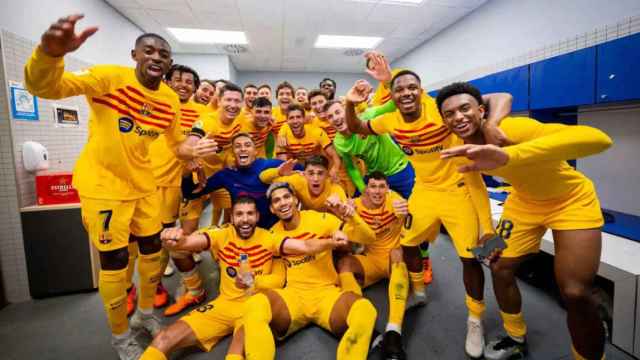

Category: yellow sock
[159, 248, 170, 275]
[98, 268, 128, 335]
[225, 355, 244, 360]
[571, 345, 605, 360]
[408, 271, 425, 294]
[140, 346, 167, 360]
[183, 269, 204, 296]
[501, 311, 527, 339]
[339, 272, 362, 296]
[388, 262, 409, 330]
[337, 298, 377, 360]
[244, 293, 275, 360]
[465, 294, 486, 320]
[138, 251, 163, 310]
[126, 242, 138, 289]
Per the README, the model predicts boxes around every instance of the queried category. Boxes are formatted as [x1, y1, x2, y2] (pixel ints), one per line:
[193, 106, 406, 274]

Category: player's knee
[245, 293, 272, 323]
[150, 327, 179, 353]
[99, 247, 129, 270]
[135, 232, 162, 255]
[490, 260, 517, 284]
[348, 298, 377, 328]
[337, 255, 358, 273]
[389, 248, 403, 263]
[559, 282, 591, 306]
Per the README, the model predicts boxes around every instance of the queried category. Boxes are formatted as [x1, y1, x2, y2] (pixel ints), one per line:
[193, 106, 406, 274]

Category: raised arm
[481, 92, 514, 146]
[280, 231, 348, 256]
[160, 227, 209, 253]
[181, 170, 225, 199]
[345, 80, 375, 135]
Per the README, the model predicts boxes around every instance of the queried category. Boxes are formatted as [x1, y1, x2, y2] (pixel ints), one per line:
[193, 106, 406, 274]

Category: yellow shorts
[80, 193, 161, 252]
[157, 186, 181, 225]
[401, 184, 479, 258]
[179, 196, 206, 222]
[181, 297, 244, 351]
[354, 252, 390, 287]
[499, 180, 603, 258]
[274, 286, 346, 338]
[211, 188, 231, 209]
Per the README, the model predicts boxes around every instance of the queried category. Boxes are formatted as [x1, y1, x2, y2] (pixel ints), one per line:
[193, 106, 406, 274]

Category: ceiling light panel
[166, 27, 248, 44]
[314, 35, 383, 49]
[348, 0, 425, 5]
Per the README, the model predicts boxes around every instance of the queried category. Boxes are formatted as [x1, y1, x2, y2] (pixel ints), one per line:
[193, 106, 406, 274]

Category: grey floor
[0, 232, 636, 360]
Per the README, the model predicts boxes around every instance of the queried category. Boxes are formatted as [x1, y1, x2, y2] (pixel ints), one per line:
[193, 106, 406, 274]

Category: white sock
[113, 329, 131, 339]
[385, 323, 401, 334]
[138, 307, 153, 315]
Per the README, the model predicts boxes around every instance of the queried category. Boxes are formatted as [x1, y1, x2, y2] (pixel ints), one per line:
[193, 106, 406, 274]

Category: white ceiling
[106, 0, 488, 72]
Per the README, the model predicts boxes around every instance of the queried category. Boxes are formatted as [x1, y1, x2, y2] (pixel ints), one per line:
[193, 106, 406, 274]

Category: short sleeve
[368, 113, 394, 135]
[197, 226, 225, 253]
[317, 128, 331, 148]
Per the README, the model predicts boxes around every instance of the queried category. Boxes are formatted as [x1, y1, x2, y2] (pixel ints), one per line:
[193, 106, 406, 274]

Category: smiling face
[309, 94, 327, 118]
[232, 135, 256, 168]
[244, 86, 258, 108]
[219, 89, 243, 122]
[252, 105, 272, 129]
[304, 164, 327, 197]
[325, 102, 348, 133]
[231, 202, 259, 240]
[365, 178, 389, 208]
[258, 87, 272, 99]
[167, 71, 195, 103]
[277, 87, 293, 109]
[195, 82, 214, 105]
[132, 37, 172, 88]
[287, 109, 305, 137]
[441, 93, 485, 139]
[320, 80, 335, 99]
[295, 88, 308, 106]
[269, 187, 299, 222]
[391, 74, 423, 119]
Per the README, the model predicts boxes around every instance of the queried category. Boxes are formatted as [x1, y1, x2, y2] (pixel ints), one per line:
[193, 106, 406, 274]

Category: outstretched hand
[346, 80, 372, 104]
[41, 14, 98, 57]
[160, 227, 185, 250]
[440, 144, 509, 172]
[364, 51, 392, 83]
[277, 159, 297, 176]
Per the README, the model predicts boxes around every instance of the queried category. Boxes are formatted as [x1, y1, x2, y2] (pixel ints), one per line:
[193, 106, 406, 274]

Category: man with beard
[181, 133, 302, 229]
[194, 79, 216, 106]
[320, 77, 337, 100]
[140, 196, 286, 360]
[24, 14, 217, 359]
[165, 83, 245, 316]
[344, 72, 503, 359]
[243, 183, 378, 360]
[438, 82, 612, 360]
[275, 104, 342, 181]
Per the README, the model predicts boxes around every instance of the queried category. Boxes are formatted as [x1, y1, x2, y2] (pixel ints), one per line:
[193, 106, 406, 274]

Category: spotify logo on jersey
[118, 117, 134, 133]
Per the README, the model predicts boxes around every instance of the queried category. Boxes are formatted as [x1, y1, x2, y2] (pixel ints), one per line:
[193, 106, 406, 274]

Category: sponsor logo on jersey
[134, 125, 160, 139]
[402, 146, 413, 155]
[226, 266, 237, 278]
[140, 103, 153, 116]
[118, 117, 134, 133]
[414, 144, 444, 155]
[285, 254, 316, 267]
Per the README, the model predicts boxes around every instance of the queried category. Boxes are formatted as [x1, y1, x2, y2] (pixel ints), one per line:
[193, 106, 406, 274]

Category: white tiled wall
[0, 30, 92, 303]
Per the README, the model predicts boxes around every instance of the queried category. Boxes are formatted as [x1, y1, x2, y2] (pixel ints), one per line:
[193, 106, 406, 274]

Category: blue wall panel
[530, 47, 596, 109]
[470, 66, 529, 111]
[597, 32, 640, 103]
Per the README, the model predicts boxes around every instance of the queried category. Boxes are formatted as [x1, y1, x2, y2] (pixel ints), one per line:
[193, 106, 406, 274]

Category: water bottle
[238, 253, 255, 296]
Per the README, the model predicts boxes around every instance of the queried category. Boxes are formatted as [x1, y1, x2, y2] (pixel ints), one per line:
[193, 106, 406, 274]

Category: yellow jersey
[354, 191, 403, 255]
[24, 46, 182, 200]
[275, 124, 331, 162]
[271, 210, 375, 290]
[199, 224, 278, 301]
[241, 113, 273, 158]
[150, 100, 209, 187]
[260, 170, 347, 211]
[191, 111, 243, 175]
[310, 116, 337, 141]
[271, 106, 288, 135]
[485, 117, 613, 201]
[369, 95, 464, 189]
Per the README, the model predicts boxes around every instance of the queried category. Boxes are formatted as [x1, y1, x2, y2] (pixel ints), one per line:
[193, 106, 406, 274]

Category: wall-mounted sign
[53, 104, 80, 127]
[10, 83, 39, 121]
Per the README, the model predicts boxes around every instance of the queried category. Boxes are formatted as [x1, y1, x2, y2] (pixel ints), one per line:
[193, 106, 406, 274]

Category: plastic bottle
[238, 253, 255, 296]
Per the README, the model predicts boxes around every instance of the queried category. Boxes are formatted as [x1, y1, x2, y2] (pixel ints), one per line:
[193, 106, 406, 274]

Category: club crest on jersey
[402, 145, 414, 155]
[140, 103, 153, 116]
[226, 266, 237, 278]
[118, 117, 134, 133]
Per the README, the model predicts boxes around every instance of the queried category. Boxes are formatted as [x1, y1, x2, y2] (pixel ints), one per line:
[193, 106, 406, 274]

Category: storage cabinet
[597, 32, 640, 103]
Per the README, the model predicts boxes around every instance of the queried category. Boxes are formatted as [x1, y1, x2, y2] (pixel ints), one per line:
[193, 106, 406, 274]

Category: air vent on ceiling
[223, 44, 248, 55]
[343, 48, 365, 57]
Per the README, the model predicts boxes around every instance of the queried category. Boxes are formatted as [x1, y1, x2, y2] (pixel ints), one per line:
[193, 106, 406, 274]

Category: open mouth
[278, 204, 292, 215]
[147, 64, 163, 76]
[455, 122, 471, 134]
[226, 107, 239, 117]
[238, 154, 250, 162]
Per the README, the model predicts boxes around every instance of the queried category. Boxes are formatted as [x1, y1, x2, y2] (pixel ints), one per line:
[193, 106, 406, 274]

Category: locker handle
[609, 74, 616, 80]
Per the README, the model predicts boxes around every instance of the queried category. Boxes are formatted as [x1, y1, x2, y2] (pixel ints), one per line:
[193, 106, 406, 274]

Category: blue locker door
[597, 33, 640, 103]
[530, 47, 596, 109]
[493, 66, 529, 111]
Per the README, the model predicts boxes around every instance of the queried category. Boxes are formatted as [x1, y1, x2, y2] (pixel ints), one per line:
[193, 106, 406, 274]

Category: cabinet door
[469, 66, 529, 111]
[597, 33, 640, 103]
[530, 47, 596, 109]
